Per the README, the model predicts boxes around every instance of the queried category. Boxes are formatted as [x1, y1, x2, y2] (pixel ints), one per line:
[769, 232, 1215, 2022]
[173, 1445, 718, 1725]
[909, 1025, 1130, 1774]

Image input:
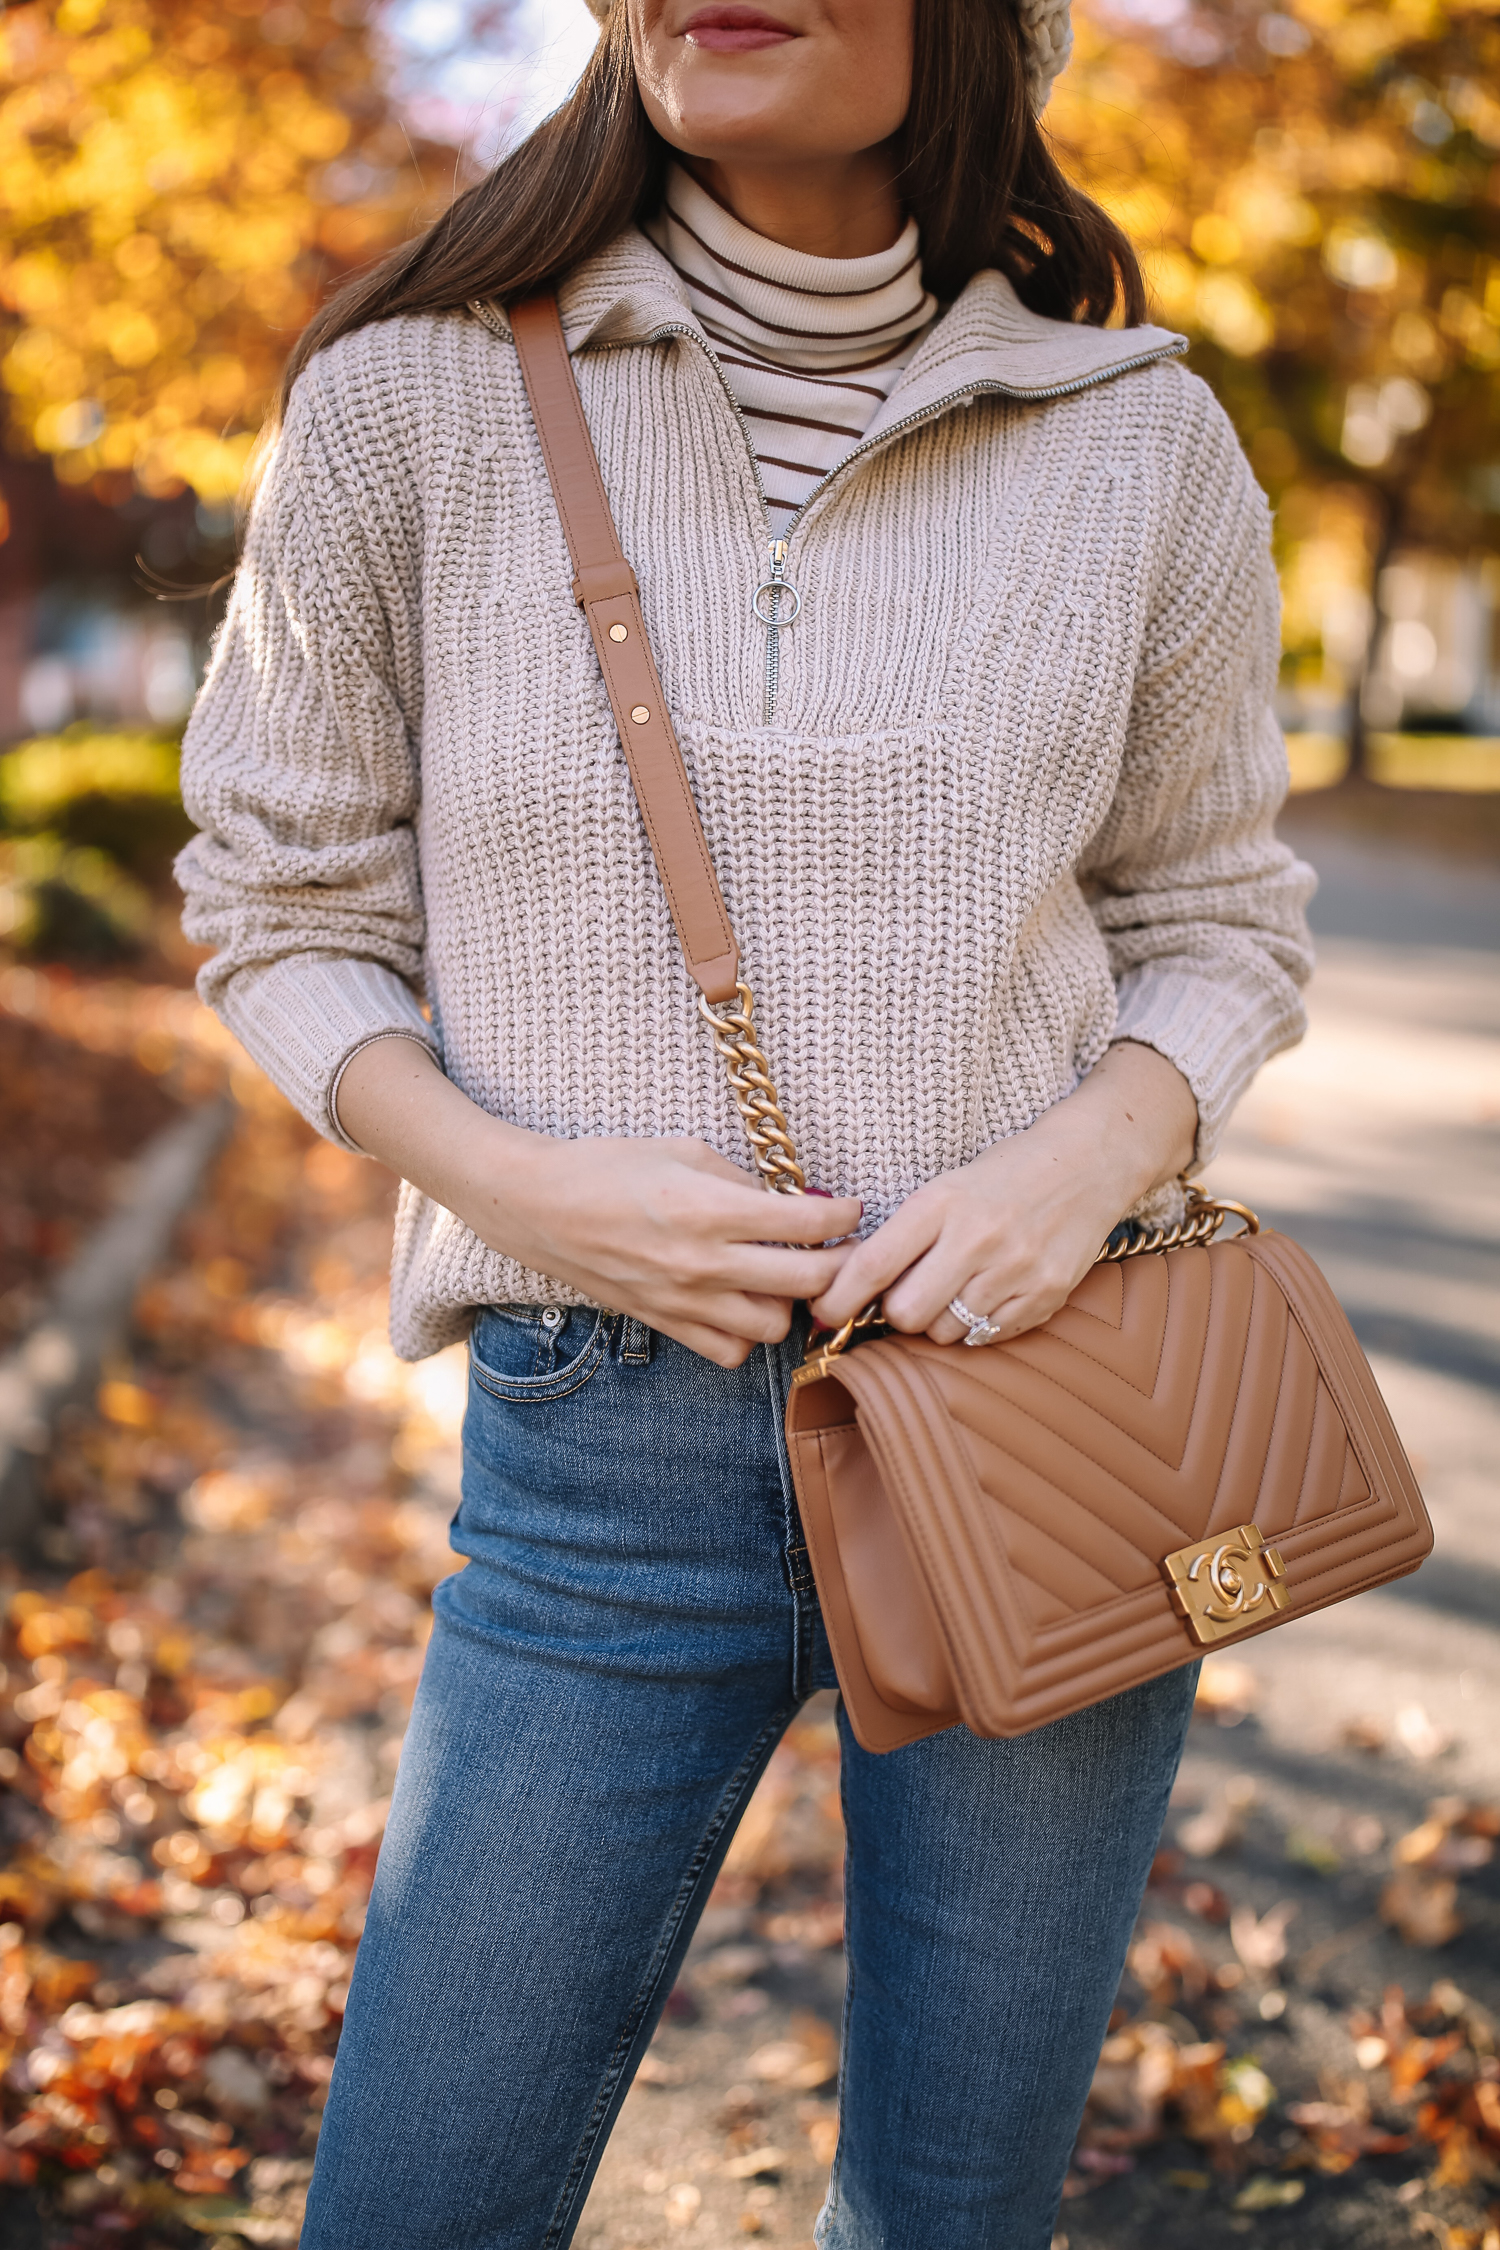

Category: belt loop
[621, 1317, 652, 1365]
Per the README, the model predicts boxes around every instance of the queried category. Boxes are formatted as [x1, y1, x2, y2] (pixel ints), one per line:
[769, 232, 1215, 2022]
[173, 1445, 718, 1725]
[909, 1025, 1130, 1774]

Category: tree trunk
[1347, 480, 1401, 782]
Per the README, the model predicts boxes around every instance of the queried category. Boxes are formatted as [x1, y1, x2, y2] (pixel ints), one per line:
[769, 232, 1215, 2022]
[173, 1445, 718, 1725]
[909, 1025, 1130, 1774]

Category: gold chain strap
[698, 981, 808, 1195]
[700, 979, 1260, 1375]
[1094, 1186, 1259, 1264]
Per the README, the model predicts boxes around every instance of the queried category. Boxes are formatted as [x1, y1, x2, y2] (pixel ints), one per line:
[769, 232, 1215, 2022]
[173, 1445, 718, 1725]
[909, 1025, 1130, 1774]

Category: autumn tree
[0, 0, 456, 509]
[1051, 0, 1500, 754]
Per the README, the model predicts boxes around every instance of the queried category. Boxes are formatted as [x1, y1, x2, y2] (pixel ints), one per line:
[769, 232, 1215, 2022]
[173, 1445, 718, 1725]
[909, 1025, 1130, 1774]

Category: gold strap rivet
[630, 705, 650, 724]
[609, 623, 628, 643]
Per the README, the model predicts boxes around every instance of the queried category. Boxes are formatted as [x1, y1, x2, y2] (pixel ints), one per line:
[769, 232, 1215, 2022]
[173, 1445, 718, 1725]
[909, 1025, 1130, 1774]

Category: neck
[682, 146, 903, 259]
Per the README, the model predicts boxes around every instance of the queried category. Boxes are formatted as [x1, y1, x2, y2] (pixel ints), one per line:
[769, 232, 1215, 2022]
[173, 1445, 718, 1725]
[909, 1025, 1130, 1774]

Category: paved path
[1200, 810, 1500, 1800]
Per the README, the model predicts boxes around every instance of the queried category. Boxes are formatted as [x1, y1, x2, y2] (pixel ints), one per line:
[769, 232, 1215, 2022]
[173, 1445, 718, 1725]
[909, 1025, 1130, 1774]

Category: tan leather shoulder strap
[505, 294, 740, 1004]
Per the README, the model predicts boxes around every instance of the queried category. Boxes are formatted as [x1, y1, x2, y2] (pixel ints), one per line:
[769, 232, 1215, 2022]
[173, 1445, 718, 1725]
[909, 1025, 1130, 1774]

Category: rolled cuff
[208, 953, 440, 1149]
[1110, 958, 1307, 1168]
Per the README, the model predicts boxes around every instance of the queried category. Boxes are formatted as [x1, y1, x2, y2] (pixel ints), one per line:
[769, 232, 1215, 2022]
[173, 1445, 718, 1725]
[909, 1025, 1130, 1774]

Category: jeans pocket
[468, 1304, 612, 1403]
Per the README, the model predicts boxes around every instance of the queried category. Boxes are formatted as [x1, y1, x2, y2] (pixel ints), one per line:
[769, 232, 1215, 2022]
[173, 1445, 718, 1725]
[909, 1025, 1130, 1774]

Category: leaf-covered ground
[0, 966, 1496, 2250]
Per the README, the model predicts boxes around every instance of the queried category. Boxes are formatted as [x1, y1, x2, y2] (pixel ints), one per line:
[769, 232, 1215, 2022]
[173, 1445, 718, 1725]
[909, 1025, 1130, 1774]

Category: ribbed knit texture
[177, 229, 1315, 1362]
[643, 166, 936, 532]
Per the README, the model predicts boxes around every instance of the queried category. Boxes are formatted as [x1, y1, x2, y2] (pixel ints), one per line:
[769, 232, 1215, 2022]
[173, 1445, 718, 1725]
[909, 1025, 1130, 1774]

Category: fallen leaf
[1285, 1827, 1342, 1876]
[1397, 1818, 1453, 1867]
[804, 2115, 839, 2165]
[1395, 1705, 1453, 1762]
[1230, 1899, 1297, 1975]
[1194, 1661, 1258, 1725]
[1178, 1776, 1257, 1859]
[1218, 2056, 1277, 2131]
[747, 2013, 838, 2089]
[1128, 1922, 1211, 2006]
[723, 2146, 789, 2180]
[1182, 1880, 1231, 1924]
[1233, 2175, 1306, 2211]
[1381, 1869, 1463, 1949]
[759, 1904, 844, 1948]
[1072, 2148, 1135, 2178]
[1341, 1714, 1389, 1754]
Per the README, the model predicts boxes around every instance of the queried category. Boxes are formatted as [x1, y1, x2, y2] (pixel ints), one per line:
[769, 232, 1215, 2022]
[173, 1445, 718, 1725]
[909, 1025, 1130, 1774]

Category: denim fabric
[301, 1306, 1198, 2250]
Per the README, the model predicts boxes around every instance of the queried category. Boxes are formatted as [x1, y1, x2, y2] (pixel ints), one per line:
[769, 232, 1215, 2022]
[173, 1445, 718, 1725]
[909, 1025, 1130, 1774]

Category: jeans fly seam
[764, 1338, 818, 1699]
[540, 1704, 796, 2250]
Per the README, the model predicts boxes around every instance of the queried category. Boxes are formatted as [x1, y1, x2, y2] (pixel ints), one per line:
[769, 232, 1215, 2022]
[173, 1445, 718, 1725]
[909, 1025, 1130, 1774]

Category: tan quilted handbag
[507, 294, 1433, 1753]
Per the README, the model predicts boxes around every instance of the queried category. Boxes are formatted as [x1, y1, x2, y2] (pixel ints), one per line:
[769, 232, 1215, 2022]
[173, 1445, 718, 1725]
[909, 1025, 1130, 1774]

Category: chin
[664, 109, 801, 161]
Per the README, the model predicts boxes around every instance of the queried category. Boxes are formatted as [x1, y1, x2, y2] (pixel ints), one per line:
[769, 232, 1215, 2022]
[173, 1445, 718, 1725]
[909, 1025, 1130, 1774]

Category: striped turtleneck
[645, 164, 937, 533]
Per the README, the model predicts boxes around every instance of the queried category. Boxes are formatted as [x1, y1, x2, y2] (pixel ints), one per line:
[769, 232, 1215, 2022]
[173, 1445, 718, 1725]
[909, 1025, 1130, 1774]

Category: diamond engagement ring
[948, 1295, 1004, 1348]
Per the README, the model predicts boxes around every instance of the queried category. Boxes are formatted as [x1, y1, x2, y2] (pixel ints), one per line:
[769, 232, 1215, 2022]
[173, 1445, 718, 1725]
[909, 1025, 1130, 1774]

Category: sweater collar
[547, 225, 1187, 422]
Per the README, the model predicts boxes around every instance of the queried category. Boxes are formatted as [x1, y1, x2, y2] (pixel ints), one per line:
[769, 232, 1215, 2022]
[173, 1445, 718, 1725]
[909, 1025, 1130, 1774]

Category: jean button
[541, 1309, 564, 1330]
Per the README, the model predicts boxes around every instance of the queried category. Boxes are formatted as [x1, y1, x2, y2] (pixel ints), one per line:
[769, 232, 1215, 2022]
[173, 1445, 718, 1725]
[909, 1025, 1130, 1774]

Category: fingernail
[803, 1188, 862, 1212]
[809, 1316, 832, 1333]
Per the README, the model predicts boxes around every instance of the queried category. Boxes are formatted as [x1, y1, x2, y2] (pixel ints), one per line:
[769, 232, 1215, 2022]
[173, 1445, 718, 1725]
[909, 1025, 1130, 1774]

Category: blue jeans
[301, 1306, 1197, 2250]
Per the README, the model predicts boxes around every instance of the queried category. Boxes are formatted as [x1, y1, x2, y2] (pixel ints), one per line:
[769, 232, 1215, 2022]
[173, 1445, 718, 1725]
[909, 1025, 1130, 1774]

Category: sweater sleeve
[1078, 374, 1315, 1167]
[175, 348, 438, 1149]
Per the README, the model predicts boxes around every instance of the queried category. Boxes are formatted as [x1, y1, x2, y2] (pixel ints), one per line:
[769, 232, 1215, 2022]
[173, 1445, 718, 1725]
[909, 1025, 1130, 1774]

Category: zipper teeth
[646, 322, 1185, 719]
[645, 321, 774, 524]
[773, 347, 1186, 544]
[763, 544, 787, 726]
[645, 321, 786, 726]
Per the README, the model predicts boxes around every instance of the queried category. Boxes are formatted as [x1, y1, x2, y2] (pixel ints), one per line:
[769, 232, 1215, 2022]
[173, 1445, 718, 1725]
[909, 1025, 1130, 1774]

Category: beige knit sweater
[177, 228, 1315, 1361]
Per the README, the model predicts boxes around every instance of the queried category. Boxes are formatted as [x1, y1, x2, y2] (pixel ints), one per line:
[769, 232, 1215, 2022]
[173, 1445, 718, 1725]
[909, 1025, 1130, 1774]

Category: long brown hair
[277, 0, 1143, 417]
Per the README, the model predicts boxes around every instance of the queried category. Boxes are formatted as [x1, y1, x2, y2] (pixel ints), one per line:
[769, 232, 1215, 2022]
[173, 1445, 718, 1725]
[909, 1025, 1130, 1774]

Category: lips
[683, 4, 799, 51]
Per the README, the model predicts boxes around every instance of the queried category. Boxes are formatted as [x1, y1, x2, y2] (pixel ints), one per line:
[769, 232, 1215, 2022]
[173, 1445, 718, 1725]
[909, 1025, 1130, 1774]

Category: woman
[177, 0, 1314, 2240]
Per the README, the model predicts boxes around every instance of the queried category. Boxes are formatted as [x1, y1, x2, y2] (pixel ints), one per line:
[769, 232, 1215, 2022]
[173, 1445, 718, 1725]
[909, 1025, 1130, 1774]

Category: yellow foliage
[0, 0, 451, 500]
[1055, 0, 1500, 687]
[0, 725, 181, 827]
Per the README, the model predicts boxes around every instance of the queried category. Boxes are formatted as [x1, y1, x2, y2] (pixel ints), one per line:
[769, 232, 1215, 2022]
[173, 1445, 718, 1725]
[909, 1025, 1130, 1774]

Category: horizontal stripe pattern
[645, 166, 936, 532]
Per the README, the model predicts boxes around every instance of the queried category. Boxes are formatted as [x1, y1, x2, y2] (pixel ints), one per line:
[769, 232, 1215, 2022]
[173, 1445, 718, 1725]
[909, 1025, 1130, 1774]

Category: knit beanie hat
[583, 0, 1073, 111]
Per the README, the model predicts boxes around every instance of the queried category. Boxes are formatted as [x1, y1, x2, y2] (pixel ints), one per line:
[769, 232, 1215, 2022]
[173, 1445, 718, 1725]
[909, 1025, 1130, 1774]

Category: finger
[662, 1289, 796, 1346]
[720, 1243, 854, 1298]
[810, 1197, 942, 1325]
[644, 1294, 794, 1362]
[920, 1276, 1074, 1349]
[724, 1191, 863, 1245]
[670, 1146, 863, 1241]
[656, 1320, 758, 1368]
[881, 1242, 994, 1336]
[673, 1171, 861, 1245]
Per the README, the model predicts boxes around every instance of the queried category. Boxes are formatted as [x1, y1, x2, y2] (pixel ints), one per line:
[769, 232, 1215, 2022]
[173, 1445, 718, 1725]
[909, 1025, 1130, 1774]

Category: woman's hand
[336, 1037, 860, 1368]
[810, 1042, 1198, 1347]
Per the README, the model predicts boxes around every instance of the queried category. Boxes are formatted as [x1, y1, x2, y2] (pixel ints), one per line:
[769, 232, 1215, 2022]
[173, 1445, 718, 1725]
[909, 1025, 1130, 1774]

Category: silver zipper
[644, 321, 793, 723]
[752, 539, 802, 724]
[646, 321, 1184, 721]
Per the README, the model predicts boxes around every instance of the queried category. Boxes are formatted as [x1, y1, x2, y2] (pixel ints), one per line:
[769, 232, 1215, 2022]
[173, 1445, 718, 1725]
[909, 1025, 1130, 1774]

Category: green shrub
[0, 834, 153, 960]
[0, 725, 189, 961]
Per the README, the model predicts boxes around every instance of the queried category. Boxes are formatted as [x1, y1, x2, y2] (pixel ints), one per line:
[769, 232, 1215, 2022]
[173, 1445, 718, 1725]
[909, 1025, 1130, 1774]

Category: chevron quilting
[904, 1242, 1374, 1629]
[787, 1227, 1431, 1750]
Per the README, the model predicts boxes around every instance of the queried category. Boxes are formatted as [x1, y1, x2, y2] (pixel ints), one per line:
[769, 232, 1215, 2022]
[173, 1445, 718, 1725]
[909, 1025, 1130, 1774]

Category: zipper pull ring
[750, 539, 802, 630]
[752, 538, 801, 725]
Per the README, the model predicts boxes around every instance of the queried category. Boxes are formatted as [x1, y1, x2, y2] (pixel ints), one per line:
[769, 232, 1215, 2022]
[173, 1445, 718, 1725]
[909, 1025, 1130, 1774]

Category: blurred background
[0, 2, 1497, 2247]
